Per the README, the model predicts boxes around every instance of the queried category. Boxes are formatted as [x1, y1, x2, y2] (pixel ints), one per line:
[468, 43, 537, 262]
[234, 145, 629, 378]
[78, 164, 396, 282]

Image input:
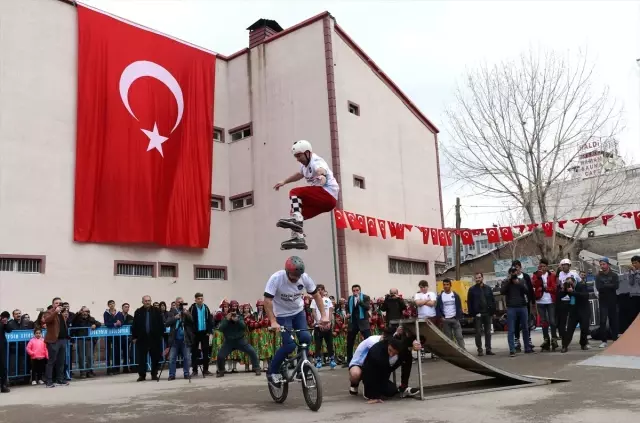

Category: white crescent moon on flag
[119, 60, 184, 133]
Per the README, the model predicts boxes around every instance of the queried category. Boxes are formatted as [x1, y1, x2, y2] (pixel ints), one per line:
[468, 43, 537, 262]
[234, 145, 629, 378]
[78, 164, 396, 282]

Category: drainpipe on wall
[330, 212, 341, 300]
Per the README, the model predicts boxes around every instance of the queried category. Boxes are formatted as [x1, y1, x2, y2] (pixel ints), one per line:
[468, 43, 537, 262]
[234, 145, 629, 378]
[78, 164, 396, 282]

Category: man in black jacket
[0, 311, 12, 393]
[467, 273, 496, 356]
[72, 307, 102, 378]
[360, 337, 405, 403]
[511, 260, 535, 352]
[596, 257, 620, 348]
[131, 295, 165, 381]
[380, 288, 406, 331]
[188, 293, 214, 376]
[559, 276, 590, 352]
[501, 270, 533, 356]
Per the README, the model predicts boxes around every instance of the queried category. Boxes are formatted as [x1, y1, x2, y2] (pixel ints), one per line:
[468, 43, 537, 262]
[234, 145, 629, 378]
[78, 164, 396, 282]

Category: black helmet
[285, 256, 305, 277]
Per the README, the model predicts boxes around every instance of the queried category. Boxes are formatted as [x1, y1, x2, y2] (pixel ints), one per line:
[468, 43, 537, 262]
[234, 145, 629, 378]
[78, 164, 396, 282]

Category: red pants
[289, 186, 337, 220]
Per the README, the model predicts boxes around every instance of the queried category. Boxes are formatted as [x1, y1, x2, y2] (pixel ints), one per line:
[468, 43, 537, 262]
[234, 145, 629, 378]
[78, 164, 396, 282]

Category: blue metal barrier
[3, 326, 178, 381]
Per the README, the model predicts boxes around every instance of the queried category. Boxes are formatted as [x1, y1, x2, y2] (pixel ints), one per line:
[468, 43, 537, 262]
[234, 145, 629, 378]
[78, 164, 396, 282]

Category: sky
[82, 0, 640, 230]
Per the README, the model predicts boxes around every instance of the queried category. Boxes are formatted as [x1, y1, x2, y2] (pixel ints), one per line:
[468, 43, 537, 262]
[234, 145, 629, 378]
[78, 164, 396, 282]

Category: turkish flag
[430, 228, 440, 245]
[514, 224, 526, 234]
[472, 229, 484, 236]
[345, 212, 359, 230]
[334, 210, 348, 229]
[356, 214, 367, 233]
[366, 217, 378, 237]
[542, 222, 554, 237]
[437, 230, 448, 246]
[601, 214, 614, 226]
[460, 229, 474, 245]
[388, 222, 397, 238]
[621, 211, 640, 229]
[378, 220, 387, 239]
[395, 223, 405, 240]
[572, 217, 596, 226]
[527, 223, 539, 232]
[446, 230, 454, 246]
[486, 227, 500, 243]
[558, 220, 568, 229]
[74, 5, 215, 248]
[500, 227, 514, 242]
[418, 227, 430, 244]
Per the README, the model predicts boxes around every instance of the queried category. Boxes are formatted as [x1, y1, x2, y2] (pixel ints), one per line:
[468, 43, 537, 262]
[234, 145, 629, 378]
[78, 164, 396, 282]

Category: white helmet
[559, 259, 571, 266]
[292, 140, 312, 155]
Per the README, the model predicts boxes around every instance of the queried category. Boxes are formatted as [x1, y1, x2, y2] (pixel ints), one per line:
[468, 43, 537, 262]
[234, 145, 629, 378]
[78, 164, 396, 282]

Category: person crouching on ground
[360, 336, 413, 404]
[349, 327, 420, 400]
[560, 276, 591, 352]
[216, 308, 261, 377]
[501, 269, 534, 357]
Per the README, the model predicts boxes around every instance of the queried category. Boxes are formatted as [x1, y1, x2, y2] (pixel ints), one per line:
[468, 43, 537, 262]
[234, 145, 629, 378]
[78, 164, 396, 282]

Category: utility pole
[455, 197, 461, 281]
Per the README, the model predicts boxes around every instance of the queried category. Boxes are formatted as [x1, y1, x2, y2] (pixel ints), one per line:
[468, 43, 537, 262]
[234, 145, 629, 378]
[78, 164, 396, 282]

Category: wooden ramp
[392, 318, 567, 400]
[579, 315, 640, 370]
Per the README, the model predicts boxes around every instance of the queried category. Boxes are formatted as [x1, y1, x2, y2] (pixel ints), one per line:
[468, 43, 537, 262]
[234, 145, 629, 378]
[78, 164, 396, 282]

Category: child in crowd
[26, 328, 48, 385]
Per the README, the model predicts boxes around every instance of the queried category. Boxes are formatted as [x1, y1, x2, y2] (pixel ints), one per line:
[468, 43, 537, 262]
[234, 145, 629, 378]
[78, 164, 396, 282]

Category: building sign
[493, 256, 539, 278]
[578, 140, 603, 179]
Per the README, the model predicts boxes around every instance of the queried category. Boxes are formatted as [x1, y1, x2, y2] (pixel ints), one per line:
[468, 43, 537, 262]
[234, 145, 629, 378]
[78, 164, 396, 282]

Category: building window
[348, 101, 360, 116]
[158, 263, 178, 278]
[114, 261, 156, 278]
[213, 127, 225, 143]
[388, 257, 429, 275]
[229, 124, 252, 142]
[468, 243, 475, 251]
[230, 192, 253, 210]
[211, 195, 225, 211]
[353, 175, 366, 189]
[194, 265, 227, 280]
[0, 255, 45, 273]
[626, 168, 639, 179]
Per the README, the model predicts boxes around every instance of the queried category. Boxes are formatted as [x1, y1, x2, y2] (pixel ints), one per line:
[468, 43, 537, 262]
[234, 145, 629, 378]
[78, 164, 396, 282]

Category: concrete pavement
[1, 333, 639, 423]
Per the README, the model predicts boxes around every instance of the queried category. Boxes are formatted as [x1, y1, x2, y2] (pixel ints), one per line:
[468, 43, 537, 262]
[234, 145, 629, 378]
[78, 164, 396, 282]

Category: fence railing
[3, 326, 173, 381]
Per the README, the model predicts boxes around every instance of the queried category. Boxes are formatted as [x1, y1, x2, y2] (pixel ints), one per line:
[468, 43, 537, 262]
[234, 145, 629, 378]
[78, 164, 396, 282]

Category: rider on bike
[263, 256, 330, 384]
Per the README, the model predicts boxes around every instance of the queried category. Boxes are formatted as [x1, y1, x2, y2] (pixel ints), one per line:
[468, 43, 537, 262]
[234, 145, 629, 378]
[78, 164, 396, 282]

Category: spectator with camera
[188, 293, 214, 376]
[380, 288, 406, 332]
[215, 307, 261, 377]
[501, 269, 533, 356]
[42, 297, 70, 387]
[558, 276, 590, 352]
[165, 297, 194, 380]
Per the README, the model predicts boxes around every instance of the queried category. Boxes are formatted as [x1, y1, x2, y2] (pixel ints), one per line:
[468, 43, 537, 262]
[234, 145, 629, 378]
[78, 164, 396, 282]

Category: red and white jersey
[300, 153, 340, 199]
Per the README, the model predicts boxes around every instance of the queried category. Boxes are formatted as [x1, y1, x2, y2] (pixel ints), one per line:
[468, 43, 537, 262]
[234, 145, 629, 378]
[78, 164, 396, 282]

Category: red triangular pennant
[514, 224, 526, 234]
[601, 214, 614, 226]
[404, 224, 413, 232]
[558, 220, 567, 229]
[571, 216, 596, 226]
[527, 223, 539, 232]
[472, 229, 485, 236]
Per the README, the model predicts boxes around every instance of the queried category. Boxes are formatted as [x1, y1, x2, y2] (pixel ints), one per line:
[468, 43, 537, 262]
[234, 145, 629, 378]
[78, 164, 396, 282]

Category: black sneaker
[56, 380, 69, 386]
[485, 350, 495, 356]
[561, 347, 568, 353]
[281, 237, 308, 250]
[192, 370, 198, 376]
[45, 383, 56, 388]
[349, 386, 358, 395]
[203, 370, 214, 376]
[477, 349, 484, 357]
[509, 351, 516, 357]
[184, 374, 190, 379]
[168, 376, 176, 381]
[136, 376, 146, 382]
[276, 218, 303, 233]
[216, 371, 225, 378]
[0, 385, 9, 393]
[254, 368, 262, 376]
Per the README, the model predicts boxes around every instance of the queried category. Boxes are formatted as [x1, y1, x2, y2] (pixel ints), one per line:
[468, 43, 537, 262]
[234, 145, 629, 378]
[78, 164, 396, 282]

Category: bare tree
[444, 48, 623, 260]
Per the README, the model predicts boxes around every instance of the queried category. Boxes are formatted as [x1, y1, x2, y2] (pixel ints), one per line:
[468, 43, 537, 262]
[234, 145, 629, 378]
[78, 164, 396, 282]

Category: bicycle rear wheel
[301, 361, 322, 411]
[268, 372, 289, 404]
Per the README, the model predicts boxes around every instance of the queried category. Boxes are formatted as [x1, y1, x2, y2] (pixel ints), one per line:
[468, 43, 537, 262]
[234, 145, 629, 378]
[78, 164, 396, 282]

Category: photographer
[165, 297, 194, 380]
[559, 276, 590, 352]
[380, 288, 406, 331]
[500, 269, 533, 356]
[215, 308, 261, 377]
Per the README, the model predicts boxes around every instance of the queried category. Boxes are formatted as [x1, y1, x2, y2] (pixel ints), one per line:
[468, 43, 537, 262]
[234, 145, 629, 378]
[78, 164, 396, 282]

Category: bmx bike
[267, 327, 323, 412]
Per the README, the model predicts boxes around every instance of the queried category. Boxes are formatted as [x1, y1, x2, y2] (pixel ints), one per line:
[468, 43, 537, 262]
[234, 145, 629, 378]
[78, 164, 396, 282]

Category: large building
[0, 0, 444, 315]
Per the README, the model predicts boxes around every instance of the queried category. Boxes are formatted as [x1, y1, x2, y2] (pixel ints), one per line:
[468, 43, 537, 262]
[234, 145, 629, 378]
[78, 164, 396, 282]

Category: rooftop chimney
[247, 19, 284, 49]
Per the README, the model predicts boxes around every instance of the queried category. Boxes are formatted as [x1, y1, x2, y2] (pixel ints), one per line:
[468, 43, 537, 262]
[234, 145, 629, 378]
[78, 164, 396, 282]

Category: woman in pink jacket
[26, 328, 48, 385]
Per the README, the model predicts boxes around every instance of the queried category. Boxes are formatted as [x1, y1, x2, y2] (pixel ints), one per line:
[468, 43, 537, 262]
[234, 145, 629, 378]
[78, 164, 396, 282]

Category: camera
[177, 302, 188, 310]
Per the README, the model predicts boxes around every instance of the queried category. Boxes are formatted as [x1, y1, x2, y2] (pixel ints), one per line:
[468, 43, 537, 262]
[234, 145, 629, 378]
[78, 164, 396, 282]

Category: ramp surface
[579, 314, 640, 370]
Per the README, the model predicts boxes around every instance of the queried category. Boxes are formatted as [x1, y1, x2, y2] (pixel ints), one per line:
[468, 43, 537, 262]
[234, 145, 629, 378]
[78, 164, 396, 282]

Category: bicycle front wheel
[301, 361, 323, 411]
[268, 371, 289, 404]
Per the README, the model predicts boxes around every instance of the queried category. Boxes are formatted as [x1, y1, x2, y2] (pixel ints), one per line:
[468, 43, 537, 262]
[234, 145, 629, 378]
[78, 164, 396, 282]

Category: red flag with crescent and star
[334, 210, 348, 229]
[366, 217, 378, 237]
[73, 5, 215, 248]
[486, 227, 500, 243]
[356, 214, 368, 233]
[378, 220, 387, 239]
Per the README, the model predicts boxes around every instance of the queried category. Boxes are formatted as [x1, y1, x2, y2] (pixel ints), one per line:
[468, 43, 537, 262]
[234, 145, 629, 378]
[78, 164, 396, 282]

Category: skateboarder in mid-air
[274, 140, 339, 250]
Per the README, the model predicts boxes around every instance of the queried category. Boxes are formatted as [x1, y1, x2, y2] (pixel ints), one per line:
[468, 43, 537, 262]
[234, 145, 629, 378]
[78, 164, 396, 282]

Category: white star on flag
[142, 122, 169, 157]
